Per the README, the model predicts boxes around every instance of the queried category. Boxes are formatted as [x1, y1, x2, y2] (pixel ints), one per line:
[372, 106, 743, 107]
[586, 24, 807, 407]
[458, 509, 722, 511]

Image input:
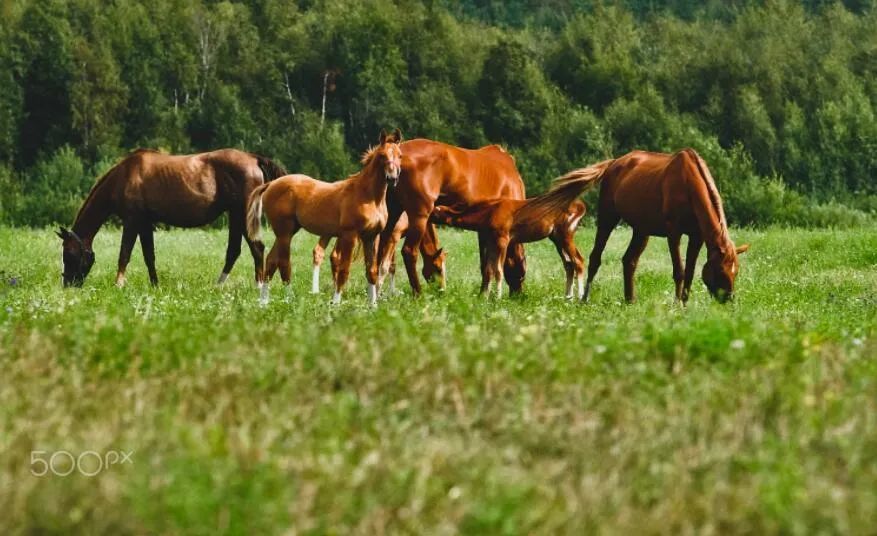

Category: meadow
[1, 223, 876, 534]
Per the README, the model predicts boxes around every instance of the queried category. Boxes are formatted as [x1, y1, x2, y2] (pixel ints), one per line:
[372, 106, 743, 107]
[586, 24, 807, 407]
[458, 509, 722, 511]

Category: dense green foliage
[1, 0, 876, 227]
[1, 225, 876, 532]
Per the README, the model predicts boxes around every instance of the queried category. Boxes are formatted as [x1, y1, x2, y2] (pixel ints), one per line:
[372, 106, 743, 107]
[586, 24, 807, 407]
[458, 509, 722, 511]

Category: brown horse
[246, 129, 402, 306]
[57, 148, 286, 287]
[540, 149, 749, 303]
[377, 139, 527, 296]
[432, 196, 587, 298]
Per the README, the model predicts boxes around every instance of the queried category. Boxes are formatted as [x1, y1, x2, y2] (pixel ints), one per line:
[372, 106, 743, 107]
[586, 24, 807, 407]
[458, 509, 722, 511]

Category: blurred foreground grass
[1, 224, 876, 534]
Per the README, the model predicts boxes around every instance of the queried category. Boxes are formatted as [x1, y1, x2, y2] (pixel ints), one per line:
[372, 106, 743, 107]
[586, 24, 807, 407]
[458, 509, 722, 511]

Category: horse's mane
[361, 145, 380, 165]
[687, 149, 730, 244]
[72, 155, 131, 227]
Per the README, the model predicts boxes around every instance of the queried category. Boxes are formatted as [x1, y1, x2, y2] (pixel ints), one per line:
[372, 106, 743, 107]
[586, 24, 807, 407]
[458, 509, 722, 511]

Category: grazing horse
[543, 149, 749, 303]
[377, 139, 527, 296]
[431, 196, 587, 299]
[246, 129, 402, 306]
[57, 148, 286, 287]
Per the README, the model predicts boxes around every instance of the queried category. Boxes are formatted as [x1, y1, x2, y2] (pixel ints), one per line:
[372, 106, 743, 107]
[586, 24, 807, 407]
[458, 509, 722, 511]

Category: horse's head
[702, 243, 749, 302]
[375, 128, 403, 186]
[429, 205, 458, 226]
[421, 247, 447, 290]
[57, 227, 95, 287]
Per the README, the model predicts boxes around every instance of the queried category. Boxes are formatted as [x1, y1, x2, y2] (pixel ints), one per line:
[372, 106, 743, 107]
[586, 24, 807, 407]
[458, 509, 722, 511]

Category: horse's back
[399, 139, 525, 204]
[605, 150, 700, 235]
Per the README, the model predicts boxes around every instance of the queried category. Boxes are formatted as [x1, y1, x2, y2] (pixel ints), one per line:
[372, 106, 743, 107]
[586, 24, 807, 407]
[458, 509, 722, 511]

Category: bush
[20, 146, 92, 226]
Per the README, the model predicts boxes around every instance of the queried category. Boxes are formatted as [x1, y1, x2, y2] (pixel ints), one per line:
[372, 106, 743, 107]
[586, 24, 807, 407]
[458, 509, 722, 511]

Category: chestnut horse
[377, 140, 527, 296]
[57, 148, 286, 287]
[431, 196, 587, 298]
[246, 129, 402, 306]
[543, 149, 749, 303]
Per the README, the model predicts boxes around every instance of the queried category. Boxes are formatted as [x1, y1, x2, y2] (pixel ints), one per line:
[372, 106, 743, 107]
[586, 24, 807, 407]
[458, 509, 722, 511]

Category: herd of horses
[57, 130, 749, 305]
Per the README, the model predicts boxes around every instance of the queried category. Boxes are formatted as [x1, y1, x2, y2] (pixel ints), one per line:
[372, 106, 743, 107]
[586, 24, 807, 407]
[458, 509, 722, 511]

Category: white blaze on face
[568, 213, 583, 233]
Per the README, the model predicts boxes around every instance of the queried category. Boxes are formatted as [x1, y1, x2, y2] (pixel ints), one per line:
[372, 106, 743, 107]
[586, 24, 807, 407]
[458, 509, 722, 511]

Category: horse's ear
[392, 128, 403, 143]
[436, 248, 444, 257]
[378, 128, 388, 145]
[736, 244, 750, 254]
[56, 227, 69, 240]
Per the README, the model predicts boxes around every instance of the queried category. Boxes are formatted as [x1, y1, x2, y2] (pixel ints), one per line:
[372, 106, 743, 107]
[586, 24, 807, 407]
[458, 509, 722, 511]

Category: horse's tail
[512, 159, 614, 228]
[251, 153, 288, 183]
[246, 183, 271, 242]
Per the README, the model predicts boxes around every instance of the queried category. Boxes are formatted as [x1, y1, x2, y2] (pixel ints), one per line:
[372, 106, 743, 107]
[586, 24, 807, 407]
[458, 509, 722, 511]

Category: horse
[377, 139, 528, 296]
[539, 149, 749, 303]
[56, 148, 287, 287]
[246, 129, 403, 306]
[431, 196, 587, 299]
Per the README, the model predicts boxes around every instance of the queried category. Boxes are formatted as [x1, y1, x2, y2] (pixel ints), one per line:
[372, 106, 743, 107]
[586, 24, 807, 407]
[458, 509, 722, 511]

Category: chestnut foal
[246, 129, 402, 305]
[431, 197, 587, 298]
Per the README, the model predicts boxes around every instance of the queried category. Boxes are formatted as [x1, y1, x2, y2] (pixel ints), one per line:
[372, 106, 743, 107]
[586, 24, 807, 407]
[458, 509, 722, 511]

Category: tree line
[0, 0, 875, 227]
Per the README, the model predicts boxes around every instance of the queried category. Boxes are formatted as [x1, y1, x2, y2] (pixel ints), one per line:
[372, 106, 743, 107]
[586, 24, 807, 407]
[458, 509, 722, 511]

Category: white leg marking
[311, 265, 320, 294]
[115, 273, 127, 288]
[440, 262, 447, 291]
[217, 272, 229, 285]
[332, 290, 342, 305]
[577, 274, 585, 299]
[565, 272, 574, 299]
[495, 262, 503, 299]
[259, 282, 269, 306]
[388, 272, 396, 295]
[367, 283, 377, 306]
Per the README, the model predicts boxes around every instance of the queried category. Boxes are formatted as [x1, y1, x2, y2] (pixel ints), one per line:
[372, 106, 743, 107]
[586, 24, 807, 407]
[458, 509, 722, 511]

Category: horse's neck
[354, 160, 388, 203]
[691, 183, 731, 254]
[72, 178, 114, 246]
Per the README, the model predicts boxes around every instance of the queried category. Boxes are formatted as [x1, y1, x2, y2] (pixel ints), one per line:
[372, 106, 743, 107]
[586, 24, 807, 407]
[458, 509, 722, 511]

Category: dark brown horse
[540, 149, 749, 303]
[57, 149, 286, 287]
[431, 196, 587, 298]
[377, 139, 527, 296]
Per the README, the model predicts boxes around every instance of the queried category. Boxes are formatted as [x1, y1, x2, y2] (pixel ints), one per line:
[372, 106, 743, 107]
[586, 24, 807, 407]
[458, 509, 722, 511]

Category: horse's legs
[361, 233, 380, 306]
[377, 205, 403, 292]
[332, 234, 356, 304]
[329, 243, 342, 287]
[503, 241, 526, 295]
[262, 221, 297, 303]
[622, 231, 650, 304]
[477, 231, 490, 295]
[312, 236, 332, 294]
[550, 232, 583, 299]
[494, 235, 510, 299]
[116, 223, 139, 287]
[219, 211, 244, 284]
[243, 232, 265, 286]
[379, 233, 399, 296]
[401, 213, 428, 296]
[667, 231, 684, 302]
[682, 234, 704, 303]
[138, 223, 158, 286]
[583, 214, 619, 302]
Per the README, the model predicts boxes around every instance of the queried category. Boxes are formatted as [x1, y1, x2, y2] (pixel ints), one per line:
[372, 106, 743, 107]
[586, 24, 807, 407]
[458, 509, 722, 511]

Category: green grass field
[1, 224, 876, 534]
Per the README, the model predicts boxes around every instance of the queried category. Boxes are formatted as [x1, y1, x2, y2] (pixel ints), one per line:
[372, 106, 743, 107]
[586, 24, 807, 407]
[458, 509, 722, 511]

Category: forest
[0, 0, 875, 227]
